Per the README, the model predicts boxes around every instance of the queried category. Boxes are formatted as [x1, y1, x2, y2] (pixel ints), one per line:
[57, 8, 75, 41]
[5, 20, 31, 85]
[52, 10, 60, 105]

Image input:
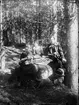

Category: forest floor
[0, 46, 78, 105]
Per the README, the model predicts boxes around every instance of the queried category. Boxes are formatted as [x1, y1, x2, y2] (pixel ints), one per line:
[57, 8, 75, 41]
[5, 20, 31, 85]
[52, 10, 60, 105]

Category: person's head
[22, 49, 26, 53]
[51, 36, 57, 44]
[22, 48, 30, 55]
[34, 41, 39, 47]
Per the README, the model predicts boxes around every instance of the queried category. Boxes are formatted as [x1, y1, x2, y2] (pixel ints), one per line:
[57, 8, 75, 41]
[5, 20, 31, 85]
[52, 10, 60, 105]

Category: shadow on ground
[0, 73, 78, 105]
[0, 47, 78, 105]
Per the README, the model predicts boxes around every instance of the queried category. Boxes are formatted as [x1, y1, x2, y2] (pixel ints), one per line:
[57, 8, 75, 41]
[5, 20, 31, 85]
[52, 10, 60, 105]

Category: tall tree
[65, 0, 78, 95]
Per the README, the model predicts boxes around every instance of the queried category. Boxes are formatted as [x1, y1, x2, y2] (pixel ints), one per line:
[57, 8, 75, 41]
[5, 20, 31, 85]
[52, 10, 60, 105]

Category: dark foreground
[0, 46, 78, 105]
[0, 73, 78, 105]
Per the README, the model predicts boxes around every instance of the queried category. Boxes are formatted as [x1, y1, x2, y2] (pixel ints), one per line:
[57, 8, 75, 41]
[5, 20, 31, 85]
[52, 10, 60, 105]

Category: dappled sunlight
[0, 0, 78, 105]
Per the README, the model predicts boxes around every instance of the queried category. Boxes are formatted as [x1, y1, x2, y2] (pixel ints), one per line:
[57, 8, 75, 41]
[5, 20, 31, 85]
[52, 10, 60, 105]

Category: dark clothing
[19, 52, 28, 66]
[48, 43, 67, 71]
[48, 43, 65, 61]
[20, 52, 28, 60]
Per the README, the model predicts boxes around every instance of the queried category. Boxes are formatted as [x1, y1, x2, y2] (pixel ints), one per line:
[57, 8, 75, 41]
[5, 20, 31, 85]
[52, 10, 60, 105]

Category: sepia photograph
[0, 0, 78, 105]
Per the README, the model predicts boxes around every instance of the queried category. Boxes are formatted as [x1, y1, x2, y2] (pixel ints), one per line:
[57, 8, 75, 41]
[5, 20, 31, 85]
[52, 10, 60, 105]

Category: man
[33, 41, 43, 57]
[48, 36, 66, 64]
[19, 48, 33, 67]
[47, 36, 67, 84]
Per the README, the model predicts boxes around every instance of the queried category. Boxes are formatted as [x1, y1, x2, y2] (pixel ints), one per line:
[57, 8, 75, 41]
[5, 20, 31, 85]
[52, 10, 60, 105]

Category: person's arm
[20, 52, 28, 61]
[20, 57, 28, 62]
[58, 44, 67, 63]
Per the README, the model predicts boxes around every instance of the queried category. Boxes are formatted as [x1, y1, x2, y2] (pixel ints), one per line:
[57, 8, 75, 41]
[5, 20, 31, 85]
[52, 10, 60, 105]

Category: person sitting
[19, 49, 32, 66]
[48, 36, 66, 65]
[47, 36, 67, 79]
[33, 41, 43, 57]
[47, 36, 67, 84]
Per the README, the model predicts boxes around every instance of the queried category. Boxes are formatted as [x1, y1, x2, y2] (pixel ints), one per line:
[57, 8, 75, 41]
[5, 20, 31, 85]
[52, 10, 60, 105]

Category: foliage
[2, 0, 75, 50]
[2, 0, 65, 46]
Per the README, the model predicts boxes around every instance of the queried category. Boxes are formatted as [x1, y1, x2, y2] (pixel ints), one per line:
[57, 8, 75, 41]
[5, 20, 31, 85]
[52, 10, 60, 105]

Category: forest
[2, 0, 67, 47]
[0, 0, 78, 105]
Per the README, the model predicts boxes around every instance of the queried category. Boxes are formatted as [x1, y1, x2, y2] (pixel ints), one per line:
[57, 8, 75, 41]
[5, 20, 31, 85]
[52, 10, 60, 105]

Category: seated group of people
[19, 37, 67, 84]
[20, 36, 66, 66]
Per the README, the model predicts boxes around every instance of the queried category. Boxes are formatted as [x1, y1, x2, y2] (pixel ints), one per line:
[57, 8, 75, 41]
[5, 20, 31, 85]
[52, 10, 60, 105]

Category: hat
[56, 68, 65, 76]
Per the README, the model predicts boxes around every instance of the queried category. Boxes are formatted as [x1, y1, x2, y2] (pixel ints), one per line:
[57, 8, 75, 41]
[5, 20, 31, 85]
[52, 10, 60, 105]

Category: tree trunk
[53, 23, 58, 42]
[66, 2, 78, 95]
[1, 49, 5, 72]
